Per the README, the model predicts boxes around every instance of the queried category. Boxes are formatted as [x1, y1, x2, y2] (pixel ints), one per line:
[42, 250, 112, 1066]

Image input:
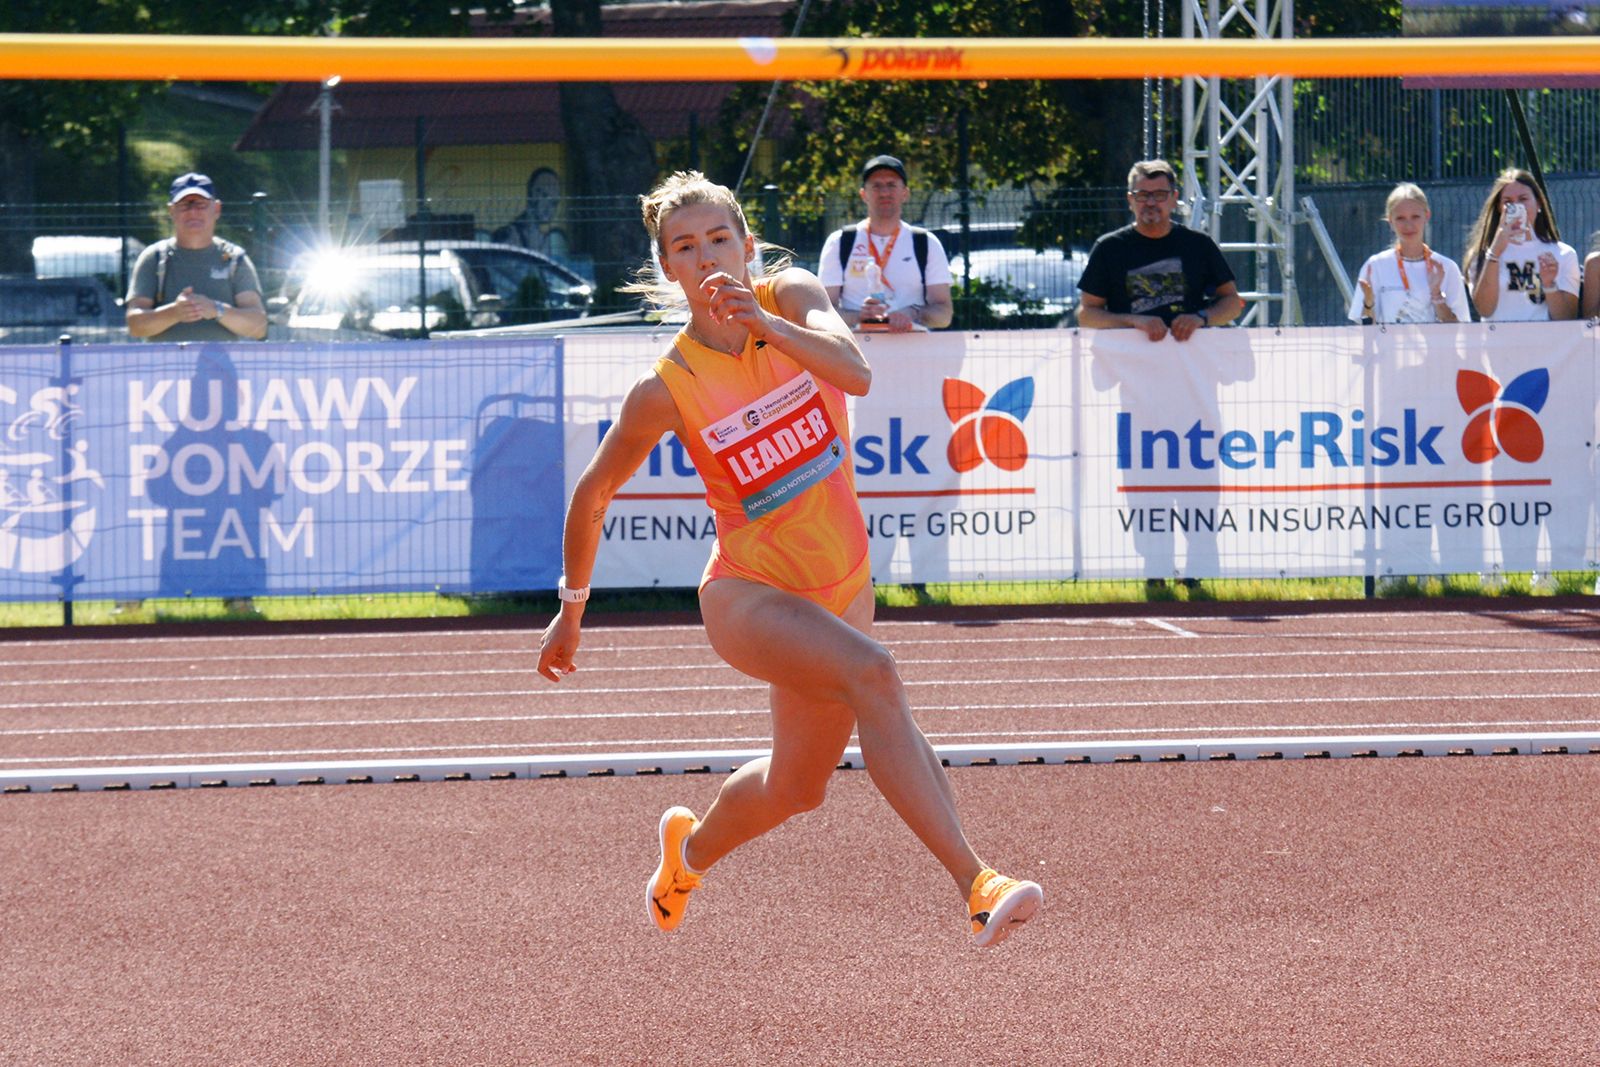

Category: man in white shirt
[818, 155, 954, 332]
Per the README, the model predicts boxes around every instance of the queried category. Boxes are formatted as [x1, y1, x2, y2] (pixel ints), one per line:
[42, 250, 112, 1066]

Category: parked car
[948, 246, 1088, 324]
[280, 241, 594, 337]
[0, 274, 123, 343]
[32, 235, 145, 288]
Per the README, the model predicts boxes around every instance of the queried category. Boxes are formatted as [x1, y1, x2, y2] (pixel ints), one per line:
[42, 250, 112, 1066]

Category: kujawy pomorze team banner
[566, 323, 1599, 587]
[0, 340, 562, 600]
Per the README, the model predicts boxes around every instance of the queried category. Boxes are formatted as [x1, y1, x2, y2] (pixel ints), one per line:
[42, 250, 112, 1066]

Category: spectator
[1349, 183, 1469, 324]
[1077, 159, 1244, 341]
[818, 154, 953, 332]
[1580, 249, 1600, 320]
[126, 173, 268, 341]
[1464, 168, 1578, 322]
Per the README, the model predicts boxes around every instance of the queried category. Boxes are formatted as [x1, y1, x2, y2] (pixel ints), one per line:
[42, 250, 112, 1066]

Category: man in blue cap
[819, 154, 953, 332]
[126, 172, 268, 341]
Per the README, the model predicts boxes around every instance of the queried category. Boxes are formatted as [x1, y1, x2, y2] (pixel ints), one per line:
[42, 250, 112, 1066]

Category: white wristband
[557, 578, 590, 604]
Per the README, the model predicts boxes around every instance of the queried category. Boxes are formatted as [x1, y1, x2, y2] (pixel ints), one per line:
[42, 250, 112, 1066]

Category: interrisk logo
[1458, 368, 1547, 464]
[944, 377, 1033, 473]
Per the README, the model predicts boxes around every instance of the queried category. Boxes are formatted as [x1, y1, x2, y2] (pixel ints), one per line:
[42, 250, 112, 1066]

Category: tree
[713, 0, 1403, 209]
[0, 1, 520, 270]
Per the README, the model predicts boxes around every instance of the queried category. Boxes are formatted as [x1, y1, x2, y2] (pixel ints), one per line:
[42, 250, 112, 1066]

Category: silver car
[283, 241, 593, 337]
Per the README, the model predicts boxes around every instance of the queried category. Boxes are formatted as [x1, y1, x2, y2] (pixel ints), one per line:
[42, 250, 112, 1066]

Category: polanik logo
[1457, 368, 1547, 464]
[943, 377, 1032, 473]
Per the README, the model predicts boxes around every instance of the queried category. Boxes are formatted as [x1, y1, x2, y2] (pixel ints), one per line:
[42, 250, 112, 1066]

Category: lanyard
[1394, 243, 1432, 292]
[865, 226, 900, 293]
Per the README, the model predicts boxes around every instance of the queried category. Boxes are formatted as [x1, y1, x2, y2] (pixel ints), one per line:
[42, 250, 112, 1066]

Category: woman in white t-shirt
[1464, 168, 1580, 322]
[1349, 183, 1469, 324]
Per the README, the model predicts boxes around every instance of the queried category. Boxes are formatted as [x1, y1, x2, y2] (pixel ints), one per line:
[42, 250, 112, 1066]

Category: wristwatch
[1195, 306, 1210, 325]
[213, 301, 230, 320]
[557, 577, 590, 603]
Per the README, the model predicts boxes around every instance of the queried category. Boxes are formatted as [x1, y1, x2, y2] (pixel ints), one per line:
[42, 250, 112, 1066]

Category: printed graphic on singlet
[701, 372, 845, 520]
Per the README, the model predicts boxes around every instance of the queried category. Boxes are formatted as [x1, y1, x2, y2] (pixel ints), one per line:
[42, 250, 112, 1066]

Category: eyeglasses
[1129, 189, 1173, 204]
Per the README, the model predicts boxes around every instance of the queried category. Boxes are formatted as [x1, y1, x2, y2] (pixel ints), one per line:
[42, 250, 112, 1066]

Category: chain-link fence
[10, 176, 1600, 344]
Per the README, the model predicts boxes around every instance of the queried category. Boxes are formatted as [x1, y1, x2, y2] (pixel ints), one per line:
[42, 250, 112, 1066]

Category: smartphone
[1503, 201, 1527, 228]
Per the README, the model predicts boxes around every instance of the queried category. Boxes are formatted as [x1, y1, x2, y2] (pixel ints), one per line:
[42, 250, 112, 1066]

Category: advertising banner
[567, 323, 1598, 587]
[0, 340, 563, 600]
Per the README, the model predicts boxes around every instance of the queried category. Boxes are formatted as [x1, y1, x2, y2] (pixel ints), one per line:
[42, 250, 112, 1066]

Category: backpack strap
[909, 227, 929, 295]
[154, 238, 175, 305]
[836, 226, 855, 275]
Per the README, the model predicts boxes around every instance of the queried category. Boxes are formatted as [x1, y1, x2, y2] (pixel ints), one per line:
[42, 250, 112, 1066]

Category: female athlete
[536, 172, 1041, 948]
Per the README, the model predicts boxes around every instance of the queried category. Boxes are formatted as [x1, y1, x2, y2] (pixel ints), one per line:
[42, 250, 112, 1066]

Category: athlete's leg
[683, 682, 855, 873]
[697, 577, 984, 895]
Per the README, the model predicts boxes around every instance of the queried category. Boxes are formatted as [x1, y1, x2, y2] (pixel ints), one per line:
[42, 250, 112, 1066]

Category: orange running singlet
[653, 278, 871, 617]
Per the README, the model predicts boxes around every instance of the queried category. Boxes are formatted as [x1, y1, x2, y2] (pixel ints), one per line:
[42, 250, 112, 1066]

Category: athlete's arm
[537, 373, 680, 682]
[726, 267, 870, 395]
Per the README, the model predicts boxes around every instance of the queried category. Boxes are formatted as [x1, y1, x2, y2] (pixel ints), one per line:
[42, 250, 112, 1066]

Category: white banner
[563, 323, 1599, 587]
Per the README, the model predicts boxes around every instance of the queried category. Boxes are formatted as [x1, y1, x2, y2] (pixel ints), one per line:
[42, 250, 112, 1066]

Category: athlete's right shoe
[647, 806, 703, 932]
[968, 868, 1043, 948]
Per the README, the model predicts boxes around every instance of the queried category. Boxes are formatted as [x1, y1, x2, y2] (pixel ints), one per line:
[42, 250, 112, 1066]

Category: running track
[2, 603, 1597, 1063]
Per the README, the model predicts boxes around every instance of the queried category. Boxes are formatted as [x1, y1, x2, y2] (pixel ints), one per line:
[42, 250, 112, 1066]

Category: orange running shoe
[968, 868, 1043, 947]
[646, 806, 703, 932]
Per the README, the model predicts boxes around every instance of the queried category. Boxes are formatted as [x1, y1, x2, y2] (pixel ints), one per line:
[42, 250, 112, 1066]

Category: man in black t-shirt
[1077, 160, 1244, 341]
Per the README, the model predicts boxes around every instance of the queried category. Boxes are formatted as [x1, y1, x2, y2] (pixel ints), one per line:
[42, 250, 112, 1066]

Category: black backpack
[836, 225, 930, 296]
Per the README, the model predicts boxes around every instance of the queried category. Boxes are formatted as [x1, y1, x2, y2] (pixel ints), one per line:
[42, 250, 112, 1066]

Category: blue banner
[0, 340, 564, 600]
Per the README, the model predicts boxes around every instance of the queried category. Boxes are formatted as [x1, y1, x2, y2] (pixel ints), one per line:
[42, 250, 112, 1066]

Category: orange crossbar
[1, 34, 1597, 83]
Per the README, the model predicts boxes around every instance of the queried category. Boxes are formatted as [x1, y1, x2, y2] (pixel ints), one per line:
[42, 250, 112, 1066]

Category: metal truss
[1182, 0, 1299, 324]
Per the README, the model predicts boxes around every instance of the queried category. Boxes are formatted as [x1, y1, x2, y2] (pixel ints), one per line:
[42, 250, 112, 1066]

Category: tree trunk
[0, 120, 38, 273]
[550, 0, 658, 310]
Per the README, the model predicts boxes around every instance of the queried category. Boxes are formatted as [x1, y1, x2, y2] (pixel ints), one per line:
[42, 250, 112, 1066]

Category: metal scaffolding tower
[1182, 0, 1298, 324]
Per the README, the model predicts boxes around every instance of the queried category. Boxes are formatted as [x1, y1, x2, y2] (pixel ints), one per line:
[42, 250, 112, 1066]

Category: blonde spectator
[1349, 183, 1469, 325]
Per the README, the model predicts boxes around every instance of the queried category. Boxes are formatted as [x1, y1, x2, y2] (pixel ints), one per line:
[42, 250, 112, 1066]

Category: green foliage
[715, 0, 1400, 226]
[951, 275, 1055, 330]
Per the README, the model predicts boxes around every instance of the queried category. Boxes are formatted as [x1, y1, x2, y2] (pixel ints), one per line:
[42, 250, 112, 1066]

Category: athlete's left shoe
[968, 868, 1043, 948]
[646, 806, 703, 932]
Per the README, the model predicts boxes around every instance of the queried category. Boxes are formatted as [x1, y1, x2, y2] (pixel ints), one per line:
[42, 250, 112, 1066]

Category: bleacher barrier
[0, 322, 1593, 602]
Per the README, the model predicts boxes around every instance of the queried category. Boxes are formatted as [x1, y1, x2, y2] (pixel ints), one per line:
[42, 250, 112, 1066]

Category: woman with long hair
[1349, 183, 1469, 325]
[536, 171, 1042, 947]
[1463, 168, 1579, 321]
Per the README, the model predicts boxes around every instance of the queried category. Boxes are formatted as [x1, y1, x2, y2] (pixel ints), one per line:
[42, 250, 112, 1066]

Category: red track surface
[3, 604, 1598, 1063]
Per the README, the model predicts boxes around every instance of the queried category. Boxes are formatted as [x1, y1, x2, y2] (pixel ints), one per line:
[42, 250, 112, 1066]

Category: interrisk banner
[566, 322, 1599, 587]
[1081, 322, 1596, 580]
[0, 340, 563, 600]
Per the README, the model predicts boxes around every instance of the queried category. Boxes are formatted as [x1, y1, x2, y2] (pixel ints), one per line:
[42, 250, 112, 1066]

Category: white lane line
[6, 693, 1600, 741]
[6, 642, 1595, 685]
[9, 654, 1600, 690]
[1146, 618, 1198, 638]
[8, 718, 1600, 767]
[0, 604, 1593, 646]
[4, 622, 1598, 670]
[1, 609, 1597, 655]
[8, 665, 1600, 713]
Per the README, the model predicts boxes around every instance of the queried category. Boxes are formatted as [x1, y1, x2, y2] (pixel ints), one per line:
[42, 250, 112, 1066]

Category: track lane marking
[8, 716, 1600, 767]
[7, 664, 1600, 714]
